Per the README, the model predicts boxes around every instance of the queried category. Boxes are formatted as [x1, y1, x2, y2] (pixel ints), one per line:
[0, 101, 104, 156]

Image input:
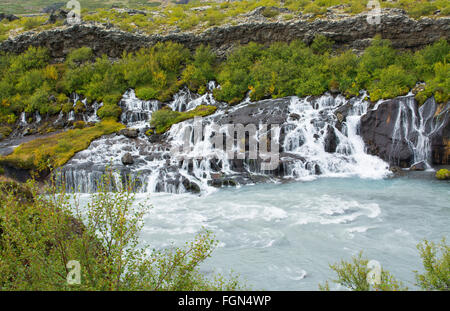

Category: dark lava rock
[120, 128, 139, 139]
[182, 178, 201, 193]
[410, 161, 427, 171]
[360, 98, 415, 166]
[289, 113, 300, 121]
[361, 97, 449, 167]
[2, 9, 446, 61]
[0, 13, 19, 22]
[324, 125, 338, 153]
[46, 9, 67, 24]
[23, 128, 34, 136]
[207, 177, 238, 188]
[121, 153, 134, 165]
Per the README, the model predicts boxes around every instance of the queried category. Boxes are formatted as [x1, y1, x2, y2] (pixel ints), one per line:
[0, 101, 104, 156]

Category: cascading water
[281, 93, 390, 179]
[59, 87, 219, 194]
[59, 86, 398, 194]
[120, 89, 161, 128]
[385, 94, 448, 169]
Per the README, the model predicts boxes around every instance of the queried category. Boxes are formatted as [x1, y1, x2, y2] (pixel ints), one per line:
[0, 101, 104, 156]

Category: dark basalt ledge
[360, 98, 450, 167]
[0, 9, 449, 59]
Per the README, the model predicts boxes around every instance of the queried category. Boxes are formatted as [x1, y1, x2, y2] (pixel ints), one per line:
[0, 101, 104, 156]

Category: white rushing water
[58, 86, 449, 195]
[282, 93, 389, 179]
[74, 175, 450, 290]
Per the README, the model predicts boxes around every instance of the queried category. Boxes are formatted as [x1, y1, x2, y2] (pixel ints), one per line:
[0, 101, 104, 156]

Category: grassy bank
[0, 119, 124, 171]
[150, 105, 217, 134]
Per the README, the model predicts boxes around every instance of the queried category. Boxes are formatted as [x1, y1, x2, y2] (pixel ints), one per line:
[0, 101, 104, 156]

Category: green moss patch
[150, 105, 217, 134]
[0, 119, 124, 171]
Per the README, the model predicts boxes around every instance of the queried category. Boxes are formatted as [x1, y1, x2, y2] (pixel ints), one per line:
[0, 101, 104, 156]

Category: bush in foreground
[320, 239, 449, 291]
[0, 174, 243, 290]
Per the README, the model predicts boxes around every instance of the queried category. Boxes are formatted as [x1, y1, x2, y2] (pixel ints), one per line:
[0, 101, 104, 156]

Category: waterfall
[35, 112, 41, 123]
[282, 93, 389, 179]
[61, 86, 450, 194]
[389, 95, 447, 169]
[20, 112, 27, 125]
[120, 89, 161, 129]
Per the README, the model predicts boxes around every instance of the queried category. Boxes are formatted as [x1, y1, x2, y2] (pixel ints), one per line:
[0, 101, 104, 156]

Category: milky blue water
[134, 173, 449, 290]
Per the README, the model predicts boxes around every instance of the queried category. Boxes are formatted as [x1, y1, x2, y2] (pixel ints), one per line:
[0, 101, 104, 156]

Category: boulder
[120, 128, 139, 139]
[324, 125, 338, 153]
[46, 10, 67, 25]
[360, 98, 415, 166]
[410, 161, 427, 171]
[121, 153, 134, 165]
[181, 178, 201, 193]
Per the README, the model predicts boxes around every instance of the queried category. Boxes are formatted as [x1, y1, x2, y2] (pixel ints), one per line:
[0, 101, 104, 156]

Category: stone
[120, 128, 139, 139]
[289, 113, 300, 121]
[410, 161, 427, 171]
[182, 178, 201, 193]
[324, 125, 338, 153]
[121, 153, 134, 165]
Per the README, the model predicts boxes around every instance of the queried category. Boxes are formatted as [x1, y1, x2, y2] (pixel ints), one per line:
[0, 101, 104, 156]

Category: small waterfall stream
[388, 95, 448, 168]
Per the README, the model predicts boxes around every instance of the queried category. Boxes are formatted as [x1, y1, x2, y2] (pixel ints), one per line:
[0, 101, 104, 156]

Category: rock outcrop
[360, 97, 449, 167]
[0, 9, 448, 58]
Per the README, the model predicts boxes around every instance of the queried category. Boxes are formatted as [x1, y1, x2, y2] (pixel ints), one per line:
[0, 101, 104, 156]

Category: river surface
[78, 172, 449, 290]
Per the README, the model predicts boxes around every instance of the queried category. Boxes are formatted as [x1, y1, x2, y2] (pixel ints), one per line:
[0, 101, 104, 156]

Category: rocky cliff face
[0, 9, 448, 58]
[360, 97, 449, 168]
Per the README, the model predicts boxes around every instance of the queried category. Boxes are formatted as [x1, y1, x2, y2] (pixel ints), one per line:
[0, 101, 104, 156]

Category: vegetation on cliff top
[1, 0, 449, 39]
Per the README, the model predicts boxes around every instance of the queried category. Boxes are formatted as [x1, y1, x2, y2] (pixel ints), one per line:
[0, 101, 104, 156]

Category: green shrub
[135, 86, 159, 100]
[310, 34, 333, 54]
[73, 121, 86, 129]
[0, 125, 12, 139]
[319, 251, 406, 291]
[182, 45, 217, 93]
[0, 176, 243, 290]
[320, 238, 450, 291]
[66, 47, 94, 68]
[74, 101, 86, 114]
[97, 104, 122, 121]
[415, 238, 449, 290]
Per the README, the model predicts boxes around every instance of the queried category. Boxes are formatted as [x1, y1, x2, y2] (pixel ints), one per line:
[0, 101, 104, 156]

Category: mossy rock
[73, 120, 86, 129]
[436, 169, 450, 180]
[74, 101, 86, 114]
